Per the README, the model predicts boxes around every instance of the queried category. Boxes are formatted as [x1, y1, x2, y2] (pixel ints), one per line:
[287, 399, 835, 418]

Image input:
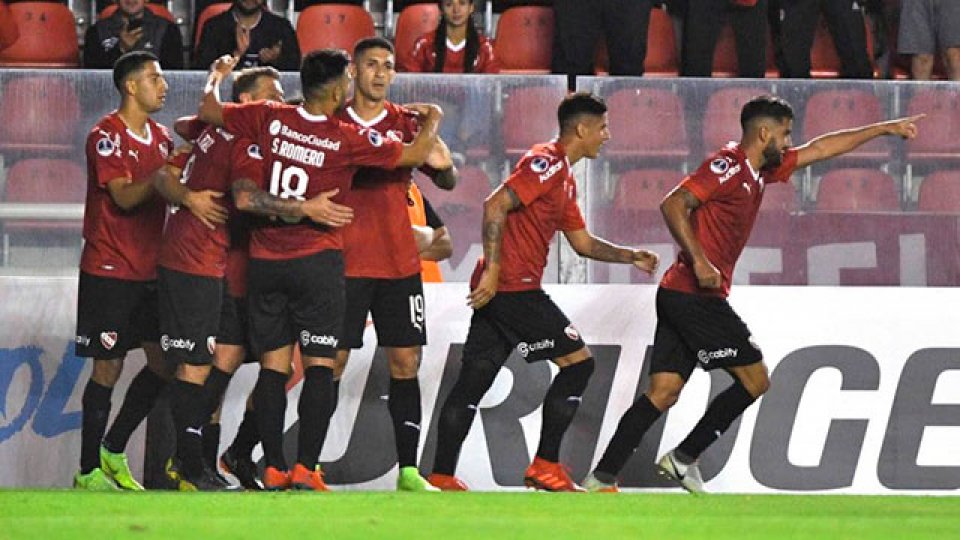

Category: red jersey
[336, 101, 425, 279]
[660, 143, 798, 297]
[158, 125, 263, 278]
[222, 101, 405, 260]
[81, 112, 173, 281]
[404, 31, 500, 73]
[470, 142, 585, 292]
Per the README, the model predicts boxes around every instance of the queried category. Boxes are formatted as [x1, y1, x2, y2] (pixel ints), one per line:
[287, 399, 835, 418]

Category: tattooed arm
[231, 178, 354, 226]
[563, 228, 659, 274]
[467, 184, 521, 309]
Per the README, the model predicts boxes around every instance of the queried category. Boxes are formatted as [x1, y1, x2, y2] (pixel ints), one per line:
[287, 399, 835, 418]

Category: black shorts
[218, 292, 258, 364]
[75, 271, 160, 360]
[158, 267, 222, 366]
[341, 274, 426, 349]
[461, 289, 586, 369]
[247, 250, 345, 359]
[650, 287, 762, 380]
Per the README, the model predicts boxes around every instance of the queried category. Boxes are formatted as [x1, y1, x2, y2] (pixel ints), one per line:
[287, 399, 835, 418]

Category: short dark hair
[558, 92, 607, 134]
[353, 36, 395, 60]
[300, 49, 351, 100]
[231, 66, 281, 103]
[112, 51, 159, 92]
[740, 95, 794, 131]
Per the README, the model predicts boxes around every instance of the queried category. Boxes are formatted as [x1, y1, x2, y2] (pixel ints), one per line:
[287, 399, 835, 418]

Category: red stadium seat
[493, 6, 553, 73]
[701, 86, 768, 153]
[99, 2, 176, 21]
[603, 87, 688, 162]
[2, 158, 85, 233]
[643, 7, 678, 76]
[194, 2, 232, 49]
[500, 84, 566, 156]
[802, 89, 888, 162]
[612, 168, 675, 211]
[905, 88, 960, 162]
[394, 3, 440, 71]
[760, 181, 799, 213]
[296, 4, 375, 55]
[0, 2, 79, 67]
[416, 165, 491, 212]
[815, 168, 899, 212]
[0, 1, 20, 50]
[917, 170, 960, 213]
[0, 76, 80, 153]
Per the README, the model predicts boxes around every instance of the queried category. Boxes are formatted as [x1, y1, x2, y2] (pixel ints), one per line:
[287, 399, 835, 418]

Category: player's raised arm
[198, 55, 238, 127]
[795, 114, 924, 169]
[396, 103, 442, 168]
[661, 187, 721, 289]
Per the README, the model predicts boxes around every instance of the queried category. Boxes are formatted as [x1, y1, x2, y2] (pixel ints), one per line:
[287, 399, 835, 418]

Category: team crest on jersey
[366, 129, 384, 147]
[100, 331, 118, 350]
[710, 158, 730, 175]
[269, 119, 282, 135]
[247, 144, 262, 159]
[207, 336, 216, 355]
[530, 156, 550, 173]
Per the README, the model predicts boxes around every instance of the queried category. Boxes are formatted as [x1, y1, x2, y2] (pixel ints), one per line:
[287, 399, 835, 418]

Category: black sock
[676, 381, 756, 462]
[229, 406, 259, 459]
[389, 377, 422, 468]
[203, 367, 232, 416]
[296, 366, 334, 470]
[536, 358, 594, 462]
[202, 422, 221, 471]
[79, 379, 113, 474]
[102, 367, 165, 453]
[171, 379, 208, 478]
[595, 394, 663, 477]
[252, 368, 288, 470]
[432, 362, 498, 476]
[330, 379, 340, 417]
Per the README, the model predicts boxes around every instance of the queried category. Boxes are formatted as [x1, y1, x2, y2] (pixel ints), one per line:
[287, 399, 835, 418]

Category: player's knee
[92, 358, 122, 386]
[647, 383, 682, 410]
[387, 350, 421, 379]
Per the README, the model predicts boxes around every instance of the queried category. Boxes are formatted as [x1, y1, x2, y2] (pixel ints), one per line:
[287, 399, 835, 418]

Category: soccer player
[157, 66, 337, 490]
[198, 49, 441, 491]
[74, 51, 175, 491]
[427, 92, 660, 492]
[581, 95, 923, 493]
[332, 37, 457, 492]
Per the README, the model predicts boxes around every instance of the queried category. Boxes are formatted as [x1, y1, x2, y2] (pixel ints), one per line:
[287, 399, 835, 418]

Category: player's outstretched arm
[795, 114, 924, 169]
[468, 185, 519, 309]
[562, 229, 659, 274]
[198, 55, 238, 127]
[396, 104, 442, 168]
[661, 187, 721, 289]
[232, 179, 354, 227]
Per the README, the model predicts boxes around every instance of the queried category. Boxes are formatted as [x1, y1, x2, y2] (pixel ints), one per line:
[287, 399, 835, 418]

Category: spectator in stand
[777, 0, 873, 78]
[0, 0, 19, 52]
[551, 0, 655, 90]
[83, 0, 184, 69]
[679, 0, 770, 78]
[193, 0, 300, 71]
[401, 0, 499, 158]
[897, 0, 960, 80]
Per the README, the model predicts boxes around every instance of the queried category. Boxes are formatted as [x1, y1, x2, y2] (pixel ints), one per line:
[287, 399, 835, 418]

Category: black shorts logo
[100, 331, 118, 350]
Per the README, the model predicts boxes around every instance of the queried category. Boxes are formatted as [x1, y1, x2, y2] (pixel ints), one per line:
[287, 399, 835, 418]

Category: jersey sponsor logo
[697, 347, 738, 365]
[272, 140, 326, 168]
[538, 161, 564, 183]
[364, 129, 384, 147]
[299, 330, 339, 349]
[564, 324, 580, 341]
[247, 144, 262, 160]
[517, 338, 555, 358]
[160, 334, 196, 352]
[100, 332, 117, 351]
[269, 119, 282, 135]
[530, 156, 550, 173]
[206, 336, 216, 355]
[96, 136, 117, 157]
[718, 163, 742, 184]
[278, 124, 341, 151]
[710, 158, 730, 175]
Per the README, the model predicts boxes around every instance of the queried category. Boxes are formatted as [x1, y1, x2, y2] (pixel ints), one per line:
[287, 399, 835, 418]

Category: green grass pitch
[2, 491, 958, 539]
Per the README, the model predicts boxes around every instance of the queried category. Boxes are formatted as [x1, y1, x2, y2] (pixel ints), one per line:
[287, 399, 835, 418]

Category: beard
[762, 140, 783, 169]
[234, 0, 263, 16]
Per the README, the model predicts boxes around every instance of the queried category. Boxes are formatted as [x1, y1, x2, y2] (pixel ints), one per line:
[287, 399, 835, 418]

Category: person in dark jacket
[84, 0, 184, 69]
[193, 0, 300, 71]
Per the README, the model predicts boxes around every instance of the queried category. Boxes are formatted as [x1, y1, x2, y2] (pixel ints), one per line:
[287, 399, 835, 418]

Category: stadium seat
[760, 181, 799, 213]
[415, 165, 490, 262]
[917, 170, 960, 213]
[393, 2, 440, 71]
[643, 6, 678, 76]
[612, 168, 675, 211]
[0, 2, 79, 67]
[603, 87, 688, 163]
[0, 76, 80, 153]
[802, 89, 888, 162]
[0, 1, 20, 51]
[809, 15, 876, 78]
[296, 4, 376, 55]
[500, 84, 566, 157]
[815, 168, 899, 212]
[99, 2, 176, 21]
[493, 6, 553, 73]
[905, 88, 960, 162]
[194, 2, 232, 49]
[701, 86, 768, 154]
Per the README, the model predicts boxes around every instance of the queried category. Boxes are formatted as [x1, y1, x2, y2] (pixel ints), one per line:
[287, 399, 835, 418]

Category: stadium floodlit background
[1, 0, 959, 537]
